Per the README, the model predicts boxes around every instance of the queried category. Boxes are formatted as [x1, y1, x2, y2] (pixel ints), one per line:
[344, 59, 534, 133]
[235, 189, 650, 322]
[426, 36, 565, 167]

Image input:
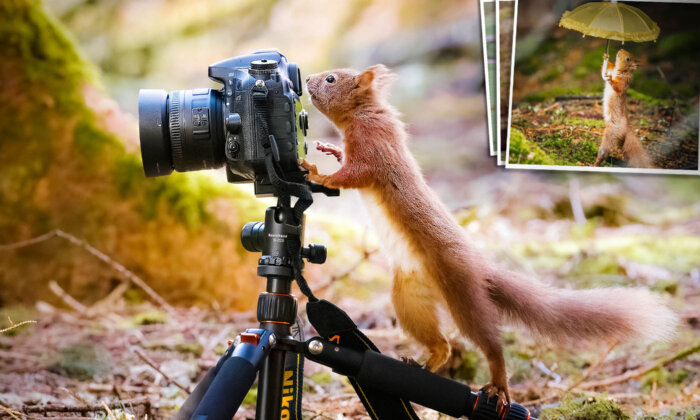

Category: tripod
[173, 196, 536, 420]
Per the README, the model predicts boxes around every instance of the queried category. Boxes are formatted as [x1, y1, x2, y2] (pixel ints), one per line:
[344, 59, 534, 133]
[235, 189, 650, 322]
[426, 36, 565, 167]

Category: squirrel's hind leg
[623, 131, 653, 168]
[391, 270, 451, 371]
[595, 126, 622, 166]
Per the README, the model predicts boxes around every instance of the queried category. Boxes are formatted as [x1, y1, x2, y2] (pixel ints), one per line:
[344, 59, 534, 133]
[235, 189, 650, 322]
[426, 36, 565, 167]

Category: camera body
[138, 49, 309, 196]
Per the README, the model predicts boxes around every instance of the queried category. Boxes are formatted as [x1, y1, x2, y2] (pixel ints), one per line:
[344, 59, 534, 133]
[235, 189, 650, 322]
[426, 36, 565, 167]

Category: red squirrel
[595, 49, 652, 168]
[302, 64, 675, 406]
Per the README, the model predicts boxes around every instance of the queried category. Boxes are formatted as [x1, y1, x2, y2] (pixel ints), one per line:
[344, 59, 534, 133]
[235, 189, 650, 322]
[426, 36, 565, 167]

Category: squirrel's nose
[305, 75, 311, 83]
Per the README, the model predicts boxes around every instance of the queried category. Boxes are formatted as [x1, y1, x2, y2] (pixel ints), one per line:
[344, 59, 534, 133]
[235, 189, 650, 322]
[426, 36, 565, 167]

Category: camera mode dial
[251, 59, 278, 70]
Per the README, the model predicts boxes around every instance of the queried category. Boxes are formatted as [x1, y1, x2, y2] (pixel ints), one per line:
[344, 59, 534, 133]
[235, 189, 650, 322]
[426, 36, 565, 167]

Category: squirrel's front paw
[603, 53, 609, 60]
[301, 159, 319, 175]
[315, 141, 343, 163]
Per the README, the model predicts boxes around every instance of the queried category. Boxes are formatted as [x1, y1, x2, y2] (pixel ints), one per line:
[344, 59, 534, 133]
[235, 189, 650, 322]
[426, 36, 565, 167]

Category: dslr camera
[138, 49, 309, 196]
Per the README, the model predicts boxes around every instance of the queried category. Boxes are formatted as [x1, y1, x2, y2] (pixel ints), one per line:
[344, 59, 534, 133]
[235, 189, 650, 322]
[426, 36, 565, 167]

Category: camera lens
[138, 89, 172, 177]
[138, 88, 225, 177]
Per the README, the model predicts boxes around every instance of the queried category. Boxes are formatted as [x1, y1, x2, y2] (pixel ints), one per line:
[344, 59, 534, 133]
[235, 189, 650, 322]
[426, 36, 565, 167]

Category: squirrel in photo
[302, 64, 675, 407]
[595, 49, 652, 168]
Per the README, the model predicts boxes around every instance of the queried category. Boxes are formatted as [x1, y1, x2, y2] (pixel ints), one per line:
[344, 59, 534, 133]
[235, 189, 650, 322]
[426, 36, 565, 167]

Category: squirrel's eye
[325, 75, 335, 83]
[626, 57, 630, 61]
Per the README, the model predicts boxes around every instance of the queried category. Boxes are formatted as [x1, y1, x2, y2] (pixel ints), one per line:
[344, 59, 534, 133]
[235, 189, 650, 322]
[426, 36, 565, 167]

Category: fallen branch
[0, 230, 176, 316]
[567, 341, 618, 391]
[19, 398, 150, 414]
[133, 348, 190, 393]
[577, 341, 700, 389]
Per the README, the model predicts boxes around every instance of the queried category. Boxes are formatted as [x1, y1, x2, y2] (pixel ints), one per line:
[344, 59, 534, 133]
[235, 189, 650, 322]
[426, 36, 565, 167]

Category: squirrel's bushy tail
[624, 131, 653, 168]
[487, 269, 677, 344]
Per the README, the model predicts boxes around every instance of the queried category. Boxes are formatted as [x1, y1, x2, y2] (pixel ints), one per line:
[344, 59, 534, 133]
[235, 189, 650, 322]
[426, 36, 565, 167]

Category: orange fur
[303, 64, 676, 406]
[595, 49, 653, 168]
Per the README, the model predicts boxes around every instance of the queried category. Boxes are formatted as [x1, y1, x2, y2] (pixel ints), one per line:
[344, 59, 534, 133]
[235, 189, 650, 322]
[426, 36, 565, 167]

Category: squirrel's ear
[358, 69, 375, 89]
[358, 64, 397, 94]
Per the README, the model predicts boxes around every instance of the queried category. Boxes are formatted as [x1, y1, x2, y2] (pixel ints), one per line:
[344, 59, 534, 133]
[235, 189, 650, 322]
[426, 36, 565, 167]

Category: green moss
[540, 395, 630, 420]
[175, 342, 204, 357]
[0, 305, 36, 337]
[113, 154, 145, 196]
[540, 64, 565, 83]
[522, 86, 584, 104]
[73, 115, 123, 160]
[123, 310, 169, 327]
[49, 340, 112, 380]
[561, 117, 605, 129]
[628, 89, 672, 107]
[508, 128, 556, 165]
[512, 234, 700, 276]
[575, 46, 607, 79]
[540, 133, 600, 165]
[0, 0, 98, 110]
[242, 385, 258, 406]
[310, 371, 334, 385]
[655, 30, 700, 57]
[451, 350, 481, 382]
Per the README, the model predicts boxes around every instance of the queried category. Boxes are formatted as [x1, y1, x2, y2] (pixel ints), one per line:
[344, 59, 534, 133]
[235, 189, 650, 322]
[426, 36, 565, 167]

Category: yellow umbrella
[559, 1, 660, 55]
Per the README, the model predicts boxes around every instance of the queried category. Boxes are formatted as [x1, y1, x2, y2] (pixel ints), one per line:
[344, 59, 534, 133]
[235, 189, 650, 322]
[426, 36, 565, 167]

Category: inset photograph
[480, 0, 499, 156]
[506, 0, 700, 174]
[498, 0, 516, 165]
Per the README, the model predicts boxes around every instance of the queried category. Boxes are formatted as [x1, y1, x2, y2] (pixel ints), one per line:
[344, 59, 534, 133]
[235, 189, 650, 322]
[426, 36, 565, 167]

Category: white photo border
[504, 0, 700, 176]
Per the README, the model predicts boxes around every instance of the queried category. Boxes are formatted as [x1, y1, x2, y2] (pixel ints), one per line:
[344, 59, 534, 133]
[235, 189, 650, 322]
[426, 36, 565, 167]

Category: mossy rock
[0, 0, 271, 309]
[508, 128, 556, 165]
[49, 340, 112, 380]
[540, 396, 630, 420]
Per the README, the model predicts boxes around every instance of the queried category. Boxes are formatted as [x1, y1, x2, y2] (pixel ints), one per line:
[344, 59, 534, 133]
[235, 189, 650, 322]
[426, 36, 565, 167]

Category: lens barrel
[138, 88, 225, 177]
[138, 89, 172, 177]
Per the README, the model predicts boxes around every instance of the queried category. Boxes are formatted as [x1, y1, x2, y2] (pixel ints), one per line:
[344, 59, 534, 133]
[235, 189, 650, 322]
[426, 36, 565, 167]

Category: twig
[568, 178, 586, 225]
[0, 404, 24, 420]
[89, 281, 130, 314]
[567, 341, 618, 391]
[48, 281, 90, 315]
[578, 341, 700, 389]
[59, 387, 89, 406]
[101, 401, 117, 420]
[0, 350, 42, 363]
[132, 348, 190, 393]
[0, 230, 176, 316]
[0, 317, 37, 335]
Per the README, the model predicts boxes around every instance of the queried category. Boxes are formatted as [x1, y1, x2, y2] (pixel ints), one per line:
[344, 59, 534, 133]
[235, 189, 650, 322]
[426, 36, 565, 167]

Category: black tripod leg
[174, 365, 219, 420]
[181, 329, 273, 420]
[255, 348, 287, 420]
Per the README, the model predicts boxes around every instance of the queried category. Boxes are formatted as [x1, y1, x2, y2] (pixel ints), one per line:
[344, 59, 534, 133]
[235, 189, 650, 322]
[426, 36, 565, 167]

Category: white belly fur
[359, 190, 424, 274]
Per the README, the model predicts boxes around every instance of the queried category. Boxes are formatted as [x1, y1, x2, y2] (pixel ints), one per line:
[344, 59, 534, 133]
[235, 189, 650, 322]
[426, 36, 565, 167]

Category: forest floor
[508, 96, 699, 169]
[2, 174, 700, 420]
